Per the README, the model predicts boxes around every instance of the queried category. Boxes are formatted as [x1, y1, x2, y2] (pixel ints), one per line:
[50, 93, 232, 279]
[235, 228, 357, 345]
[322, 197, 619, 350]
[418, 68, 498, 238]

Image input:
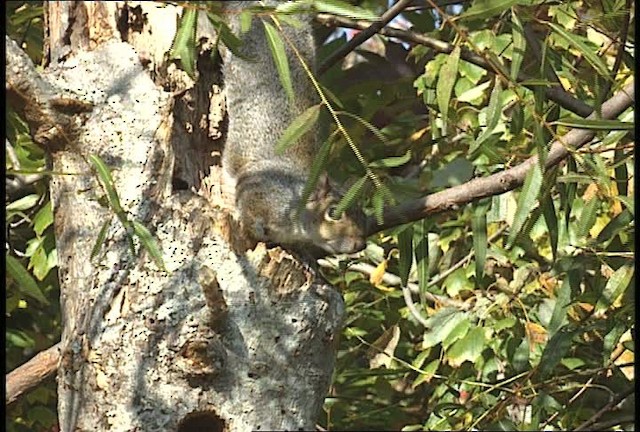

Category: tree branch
[315, 13, 594, 117]
[317, 0, 414, 74]
[5, 342, 61, 406]
[366, 81, 634, 235]
[573, 386, 635, 431]
[5, 36, 92, 151]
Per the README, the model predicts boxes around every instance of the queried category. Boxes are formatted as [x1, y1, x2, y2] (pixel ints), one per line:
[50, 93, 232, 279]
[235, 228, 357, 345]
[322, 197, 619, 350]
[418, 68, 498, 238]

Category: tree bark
[29, 2, 345, 430]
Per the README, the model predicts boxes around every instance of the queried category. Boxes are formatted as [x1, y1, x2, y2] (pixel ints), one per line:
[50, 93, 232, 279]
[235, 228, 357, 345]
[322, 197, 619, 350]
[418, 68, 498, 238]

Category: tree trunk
[37, 2, 344, 430]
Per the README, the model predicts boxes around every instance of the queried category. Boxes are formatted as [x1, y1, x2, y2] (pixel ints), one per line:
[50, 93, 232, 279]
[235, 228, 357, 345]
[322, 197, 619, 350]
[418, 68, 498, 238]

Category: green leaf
[131, 220, 166, 272]
[461, 0, 525, 22]
[368, 150, 412, 169]
[91, 218, 112, 260]
[596, 208, 633, 243]
[263, 21, 294, 105]
[552, 118, 634, 130]
[510, 10, 526, 80]
[594, 265, 633, 314]
[548, 22, 611, 78]
[446, 326, 486, 367]
[547, 278, 570, 337]
[473, 77, 503, 150]
[397, 225, 414, 286]
[413, 359, 440, 387]
[276, 1, 313, 14]
[312, 0, 379, 20]
[507, 163, 542, 247]
[88, 154, 125, 218]
[169, 8, 197, 78]
[33, 201, 53, 236]
[275, 104, 321, 153]
[422, 308, 468, 349]
[537, 326, 577, 379]
[576, 197, 599, 239]
[540, 193, 558, 260]
[436, 45, 461, 129]
[414, 219, 432, 295]
[6, 194, 39, 213]
[337, 110, 389, 145]
[472, 199, 490, 281]
[442, 318, 471, 350]
[6, 254, 49, 305]
[331, 175, 366, 219]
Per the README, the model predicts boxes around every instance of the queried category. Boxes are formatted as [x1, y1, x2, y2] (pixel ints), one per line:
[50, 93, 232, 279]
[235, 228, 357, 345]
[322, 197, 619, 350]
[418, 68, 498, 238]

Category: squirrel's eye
[325, 205, 342, 222]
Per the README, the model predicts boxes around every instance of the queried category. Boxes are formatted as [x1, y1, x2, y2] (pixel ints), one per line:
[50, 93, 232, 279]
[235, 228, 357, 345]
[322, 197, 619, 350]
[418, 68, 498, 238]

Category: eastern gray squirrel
[221, 1, 366, 255]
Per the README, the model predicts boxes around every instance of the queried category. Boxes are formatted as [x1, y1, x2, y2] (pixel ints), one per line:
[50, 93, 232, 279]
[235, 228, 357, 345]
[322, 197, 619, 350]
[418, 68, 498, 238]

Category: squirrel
[220, 1, 367, 255]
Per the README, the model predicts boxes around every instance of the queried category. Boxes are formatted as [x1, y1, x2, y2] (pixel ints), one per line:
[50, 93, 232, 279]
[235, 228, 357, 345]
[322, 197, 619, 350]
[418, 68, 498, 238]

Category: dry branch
[5, 343, 61, 406]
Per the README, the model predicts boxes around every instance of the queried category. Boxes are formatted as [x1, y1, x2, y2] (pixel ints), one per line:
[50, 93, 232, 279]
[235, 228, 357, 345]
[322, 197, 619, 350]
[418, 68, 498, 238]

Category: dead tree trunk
[10, 2, 344, 430]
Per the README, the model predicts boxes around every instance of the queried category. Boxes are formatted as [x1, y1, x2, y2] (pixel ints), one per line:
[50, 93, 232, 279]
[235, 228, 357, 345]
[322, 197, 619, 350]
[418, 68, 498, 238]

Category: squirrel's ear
[311, 174, 332, 200]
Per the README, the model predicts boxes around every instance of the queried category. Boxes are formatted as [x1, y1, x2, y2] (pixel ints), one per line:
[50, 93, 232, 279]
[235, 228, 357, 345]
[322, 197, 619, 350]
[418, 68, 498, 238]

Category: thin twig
[318, 0, 414, 74]
[315, 13, 594, 117]
[573, 386, 635, 431]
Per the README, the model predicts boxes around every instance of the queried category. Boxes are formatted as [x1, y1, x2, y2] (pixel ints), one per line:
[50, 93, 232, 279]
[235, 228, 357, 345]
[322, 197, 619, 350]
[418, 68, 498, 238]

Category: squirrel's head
[304, 176, 367, 255]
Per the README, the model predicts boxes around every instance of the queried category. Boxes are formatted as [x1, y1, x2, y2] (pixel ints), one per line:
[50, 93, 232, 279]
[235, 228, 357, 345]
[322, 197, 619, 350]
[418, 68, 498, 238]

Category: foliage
[6, 0, 635, 431]
[315, 0, 635, 431]
[6, 4, 59, 431]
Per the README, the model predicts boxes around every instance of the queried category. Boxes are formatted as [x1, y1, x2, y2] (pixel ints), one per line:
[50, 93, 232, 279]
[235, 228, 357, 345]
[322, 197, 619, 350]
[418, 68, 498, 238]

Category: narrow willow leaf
[91, 218, 112, 260]
[472, 199, 490, 281]
[263, 21, 294, 104]
[576, 197, 599, 239]
[537, 327, 577, 380]
[614, 146, 629, 196]
[596, 208, 633, 244]
[460, 0, 521, 21]
[474, 77, 503, 150]
[88, 154, 126, 220]
[332, 175, 367, 218]
[436, 45, 461, 129]
[507, 163, 543, 247]
[553, 118, 634, 130]
[276, 104, 321, 153]
[131, 220, 167, 272]
[169, 8, 197, 78]
[313, 0, 379, 20]
[510, 103, 524, 135]
[595, 265, 633, 314]
[547, 22, 611, 78]
[368, 150, 412, 169]
[337, 110, 389, 145]
[276, 1, 313, 14]
[239, 9, 253, 33]
[216, 20, 248, 59]
[414, 219, 431, 295]
[371, 189, 385, 226]
[6, 254, 49, 305]
[397, 225, 414, 286]
[547, 279, 570, 338]
[561, 156, 578, 228]
[510, 9, 526, 80]
[540, 194, 558, 260]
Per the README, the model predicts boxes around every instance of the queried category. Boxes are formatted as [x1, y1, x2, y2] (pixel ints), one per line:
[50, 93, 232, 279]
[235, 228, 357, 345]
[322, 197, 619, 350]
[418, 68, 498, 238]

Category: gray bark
[19, 2, 345, 430]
